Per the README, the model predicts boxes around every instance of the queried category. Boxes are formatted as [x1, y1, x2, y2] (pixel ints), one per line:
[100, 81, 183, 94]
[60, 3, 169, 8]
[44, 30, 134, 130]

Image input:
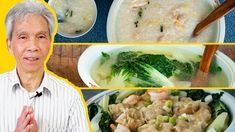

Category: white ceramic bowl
[78, 45, 235, 87]
[106, 0, 225, 42]
[48, 0, 97, 38]
[86, 90, 235, 132]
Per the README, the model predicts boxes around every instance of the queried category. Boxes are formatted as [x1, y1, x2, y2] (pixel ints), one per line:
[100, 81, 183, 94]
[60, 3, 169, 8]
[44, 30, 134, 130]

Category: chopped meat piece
[114, 124, 131, 132]
[109, 103, 130, 119]
[140, 101, 166, 120]
[116, 108, 145, 131]
[130, 0, 149, 8]
[138, 124, 157, 132]
[123, 95, 141, 105]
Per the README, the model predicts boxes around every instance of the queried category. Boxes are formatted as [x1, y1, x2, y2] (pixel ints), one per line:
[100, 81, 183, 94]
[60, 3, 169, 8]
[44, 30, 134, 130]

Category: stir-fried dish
[88, 90, 230, 132]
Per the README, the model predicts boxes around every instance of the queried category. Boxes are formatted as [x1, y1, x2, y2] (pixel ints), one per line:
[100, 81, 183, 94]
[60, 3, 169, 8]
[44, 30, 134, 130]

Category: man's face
[7, 14, 51, 73]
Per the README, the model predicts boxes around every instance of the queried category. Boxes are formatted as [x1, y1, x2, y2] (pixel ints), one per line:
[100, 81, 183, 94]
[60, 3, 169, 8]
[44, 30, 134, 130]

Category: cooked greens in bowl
[90, 47, 228, 87]
[87, 90, 234, 132]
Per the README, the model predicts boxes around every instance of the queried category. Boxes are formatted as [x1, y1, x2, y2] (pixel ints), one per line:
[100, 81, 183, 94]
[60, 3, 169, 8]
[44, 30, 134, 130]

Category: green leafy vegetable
[133, 62, 174, 87]
[170, 90, 180, 96]
[172, 60, 198, 81]
[99, 95, 110, 112]
[75, 30, 82, 34]
[134, 90, 146, 96]
[138, 54, 175, 77]
[134, 8, 144, 28]
[186, 90, 209, 101]
[209, 100, 228, 118]
[172, 58, 221, 81]
[134, 21, 139, 28]
[111, 51, 138, 75]
[209, 60, 222, 74]
[109, 92, 118, 104]
[209, 92, 229, 118]
[207, 112, 229, 132]
[144, 100, 152, 106]
[100, 52, 110, 65]
[186, 90, 229, 118]
[138, 8, 143, 17]
[90, 110, 114, 132]
[91, 112, 102, 132]
[102, 51, 223, 87]
[169, 117, 176, 125]
[107, 69, 134, 87]
[64, 9, 73, 17]
[160, 25, 164, 32]
[98, 111, 113, 132]
[89, 104, 102, 132]
[110, 52, 176, 87]
[116, 51, 139, 63]
[89, 101, 114, 132]
[88, 103, 100, 120]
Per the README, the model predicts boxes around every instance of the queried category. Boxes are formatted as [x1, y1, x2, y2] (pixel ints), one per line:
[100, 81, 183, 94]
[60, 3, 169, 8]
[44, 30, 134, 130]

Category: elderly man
[0, 1, 90, 132]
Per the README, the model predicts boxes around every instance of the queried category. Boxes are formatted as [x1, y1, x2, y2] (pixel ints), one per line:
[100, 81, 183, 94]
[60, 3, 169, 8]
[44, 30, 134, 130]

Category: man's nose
[27, 38, 39, 52]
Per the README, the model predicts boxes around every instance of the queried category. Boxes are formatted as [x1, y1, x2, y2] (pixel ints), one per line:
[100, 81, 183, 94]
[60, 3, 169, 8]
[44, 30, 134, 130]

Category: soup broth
[91, 47, 228, 87]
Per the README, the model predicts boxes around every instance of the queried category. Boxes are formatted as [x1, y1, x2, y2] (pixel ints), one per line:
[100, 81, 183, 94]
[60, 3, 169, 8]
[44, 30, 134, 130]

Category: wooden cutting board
[47, 45, 88, 87]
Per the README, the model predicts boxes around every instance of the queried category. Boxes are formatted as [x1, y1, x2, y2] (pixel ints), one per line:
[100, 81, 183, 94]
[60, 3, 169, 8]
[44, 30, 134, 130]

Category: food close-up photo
[43, 0, 235, 43]
[46, 44, 235, 88]
[84, 89, 235, 132]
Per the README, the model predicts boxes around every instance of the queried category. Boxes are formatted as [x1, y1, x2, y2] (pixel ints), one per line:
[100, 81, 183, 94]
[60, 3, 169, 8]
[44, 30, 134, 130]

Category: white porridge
[115, 0, 218, 42]
[50, 0, 96, 37]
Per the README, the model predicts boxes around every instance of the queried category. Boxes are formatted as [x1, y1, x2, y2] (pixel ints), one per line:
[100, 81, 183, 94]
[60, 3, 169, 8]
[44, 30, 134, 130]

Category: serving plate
[86, 89, 235, 131]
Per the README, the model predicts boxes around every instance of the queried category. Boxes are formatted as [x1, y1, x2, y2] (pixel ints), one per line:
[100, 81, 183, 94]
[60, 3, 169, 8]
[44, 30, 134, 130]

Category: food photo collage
[0, 0, 234, 132]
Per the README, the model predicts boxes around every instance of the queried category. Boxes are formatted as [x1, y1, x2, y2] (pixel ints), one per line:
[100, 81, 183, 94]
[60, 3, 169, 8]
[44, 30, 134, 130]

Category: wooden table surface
[46, 45, 235, 87]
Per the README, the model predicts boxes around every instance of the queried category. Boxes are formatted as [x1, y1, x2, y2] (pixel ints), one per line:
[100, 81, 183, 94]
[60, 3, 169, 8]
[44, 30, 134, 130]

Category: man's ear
[6, 38, 13, 55]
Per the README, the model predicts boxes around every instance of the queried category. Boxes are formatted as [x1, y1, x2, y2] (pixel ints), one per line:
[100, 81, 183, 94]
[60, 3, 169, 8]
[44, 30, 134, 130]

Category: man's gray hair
[5, 0, 55, 39]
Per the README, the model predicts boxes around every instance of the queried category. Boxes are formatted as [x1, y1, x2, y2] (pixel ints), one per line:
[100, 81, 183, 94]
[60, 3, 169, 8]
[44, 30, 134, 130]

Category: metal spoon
[57, 13, 65, 23]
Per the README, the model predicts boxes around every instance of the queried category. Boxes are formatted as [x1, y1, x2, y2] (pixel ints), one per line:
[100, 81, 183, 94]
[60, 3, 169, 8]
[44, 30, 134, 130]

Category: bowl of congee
[78, 45, 235, 87]
[49, 0, 97, 38]
[107, 0, 225, 42]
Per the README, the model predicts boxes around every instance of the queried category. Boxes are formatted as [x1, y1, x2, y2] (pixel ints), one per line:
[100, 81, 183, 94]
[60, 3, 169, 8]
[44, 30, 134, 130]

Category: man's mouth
[24, 57, 40, 61]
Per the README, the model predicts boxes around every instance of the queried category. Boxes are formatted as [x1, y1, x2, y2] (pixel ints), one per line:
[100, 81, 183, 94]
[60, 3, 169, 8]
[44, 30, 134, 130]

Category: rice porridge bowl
[112, 0, 220, 42]
[49, 0, 97, 37]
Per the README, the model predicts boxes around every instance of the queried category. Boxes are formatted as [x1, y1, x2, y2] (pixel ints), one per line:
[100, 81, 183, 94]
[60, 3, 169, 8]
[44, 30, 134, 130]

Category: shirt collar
[9, 67, 53, 95]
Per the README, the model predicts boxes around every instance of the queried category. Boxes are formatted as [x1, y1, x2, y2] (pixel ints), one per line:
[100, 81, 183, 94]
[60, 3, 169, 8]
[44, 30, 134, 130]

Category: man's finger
[18, 106, 27, 123]
[16, 106, 34, 130]
[28, 106, 33, 113]
[22, 114, 31, 129]
[28, 113, 34, 125]
[25, 124, 33, 132]
[22, 106, 33, 120]
[29, 113, 38, 132]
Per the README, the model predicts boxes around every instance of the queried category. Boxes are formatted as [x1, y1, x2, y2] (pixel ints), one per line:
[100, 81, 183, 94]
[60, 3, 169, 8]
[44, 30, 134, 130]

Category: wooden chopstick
[193, 0, 235, 36]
